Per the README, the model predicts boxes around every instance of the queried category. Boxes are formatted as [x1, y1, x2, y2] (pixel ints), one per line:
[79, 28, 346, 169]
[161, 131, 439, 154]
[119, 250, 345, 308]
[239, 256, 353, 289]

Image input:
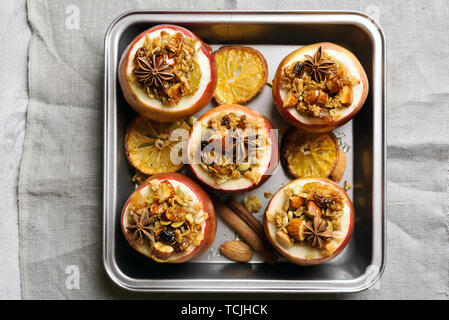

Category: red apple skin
[188, 104, 279, 193]
[263, 177, 355, 266]
[121, 173, 217, 263]
[118, 24, 217, 123]
[273, 42, 369, 133]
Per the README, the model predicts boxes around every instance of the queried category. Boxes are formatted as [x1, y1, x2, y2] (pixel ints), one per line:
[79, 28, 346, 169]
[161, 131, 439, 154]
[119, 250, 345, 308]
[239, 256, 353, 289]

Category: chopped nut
[244, 195, 262, 213]
[276, 230, 294, 248]
[294, 78, 304, 95]
[287, 218, 306, 241]
[304, 90, 319, 105]
[283, 91, 299, 108]
[150, 202, 168, 216]
[326, 71, 344, 94]
[305, 90, 328, 106]
[344, 180, 352, 191]
[289, 196, 304, 210]
[340, 86, 353, 107]
[129, 191, 146, 210]
[275, 209, 288, 228]
[156, 180, 175, 202]
[263, 192, 273, 199]
[152, 241, 174, 260]
[165, 206, 185, 222]
[305, 200, 321, 218]
[167, 82, 183, 100]
[316, 90, 328, 106]
[320, 242, 336, 256]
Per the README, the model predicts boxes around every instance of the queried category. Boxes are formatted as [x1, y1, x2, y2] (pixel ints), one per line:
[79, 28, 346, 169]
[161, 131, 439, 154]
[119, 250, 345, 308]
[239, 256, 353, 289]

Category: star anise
[133, 54, 175, 88]
[303, 216, 333, 249]
[226, 127, 259, 163]
[303, 46, 335, 83]
[126, 210, 157, 245]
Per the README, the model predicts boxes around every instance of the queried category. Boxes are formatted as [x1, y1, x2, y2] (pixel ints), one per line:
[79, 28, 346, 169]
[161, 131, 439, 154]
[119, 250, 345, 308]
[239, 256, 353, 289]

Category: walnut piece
[244, 195, 262, 213]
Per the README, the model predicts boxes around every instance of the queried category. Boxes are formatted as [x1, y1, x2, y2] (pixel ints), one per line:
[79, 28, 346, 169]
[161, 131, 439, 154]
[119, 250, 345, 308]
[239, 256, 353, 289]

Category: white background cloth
[12, 0, 449, 299]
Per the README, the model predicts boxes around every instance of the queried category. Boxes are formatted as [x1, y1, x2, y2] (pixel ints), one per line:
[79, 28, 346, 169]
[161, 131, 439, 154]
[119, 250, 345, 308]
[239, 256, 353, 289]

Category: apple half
[187, 104, 279, 193]
[272, 42, 369, 133]
[118, 24, 217, 122]
[264, 177, 355, 266]
[121, 173, 216, 263]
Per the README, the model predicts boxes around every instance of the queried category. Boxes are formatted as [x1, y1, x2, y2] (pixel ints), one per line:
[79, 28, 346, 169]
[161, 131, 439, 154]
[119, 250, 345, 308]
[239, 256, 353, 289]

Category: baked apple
[121, 173, 216, 263]
[264, 177, 354, 265]
[272, 42, 368, 132]
[118, 24, 217, 122]
[187, 104, 279, 193]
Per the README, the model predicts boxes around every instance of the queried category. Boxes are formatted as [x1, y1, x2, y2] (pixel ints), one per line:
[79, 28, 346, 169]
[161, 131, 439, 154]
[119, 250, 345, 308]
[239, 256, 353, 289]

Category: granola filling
[281, 46, 360, 121]
[125, 179, 207, 261]
[132, 30, 202, 106]
[273, 182, 345, 257]
[199, 112, 268, 185]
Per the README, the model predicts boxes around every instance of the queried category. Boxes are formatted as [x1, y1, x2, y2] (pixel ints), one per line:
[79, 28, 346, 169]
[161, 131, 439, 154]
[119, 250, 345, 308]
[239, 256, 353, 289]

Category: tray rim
[103, 10, 386, 293]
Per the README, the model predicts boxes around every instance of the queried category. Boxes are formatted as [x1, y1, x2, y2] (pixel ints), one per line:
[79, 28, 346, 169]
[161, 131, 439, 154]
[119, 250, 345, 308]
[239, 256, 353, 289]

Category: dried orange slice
[125, 116, 190, 175]
[282, 128, 344, 180]
[214, 46, 268, 105]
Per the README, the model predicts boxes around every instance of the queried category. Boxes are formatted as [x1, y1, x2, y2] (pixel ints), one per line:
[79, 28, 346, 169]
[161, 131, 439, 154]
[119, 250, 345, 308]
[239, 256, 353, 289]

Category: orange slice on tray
[281, 128, 345, 181]
[125, 116, 190, 175]
[214, 46, 268, 105]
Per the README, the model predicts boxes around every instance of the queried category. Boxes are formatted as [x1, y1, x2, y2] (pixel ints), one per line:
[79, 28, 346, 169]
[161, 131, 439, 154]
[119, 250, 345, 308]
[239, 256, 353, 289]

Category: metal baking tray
[103, 11, 386, 293]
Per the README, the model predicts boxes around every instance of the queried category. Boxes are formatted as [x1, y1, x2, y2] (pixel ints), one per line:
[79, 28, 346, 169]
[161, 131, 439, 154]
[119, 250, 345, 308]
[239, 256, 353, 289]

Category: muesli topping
[125, 180, 206, 260]
[281, 46, 360, 121]
[274, 182, 345, 256]
[199, 112, 268, 185]
[132, 30, 202, 106]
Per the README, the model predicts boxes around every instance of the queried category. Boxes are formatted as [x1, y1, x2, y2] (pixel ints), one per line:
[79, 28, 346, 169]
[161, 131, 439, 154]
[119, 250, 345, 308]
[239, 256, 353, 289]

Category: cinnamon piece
[213, 198, 278, 264]
[227, 198, 266, 240]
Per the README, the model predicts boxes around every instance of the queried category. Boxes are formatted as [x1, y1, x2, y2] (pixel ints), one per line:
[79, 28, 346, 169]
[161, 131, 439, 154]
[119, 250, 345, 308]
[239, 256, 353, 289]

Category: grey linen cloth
[19, 0, 449, 299]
